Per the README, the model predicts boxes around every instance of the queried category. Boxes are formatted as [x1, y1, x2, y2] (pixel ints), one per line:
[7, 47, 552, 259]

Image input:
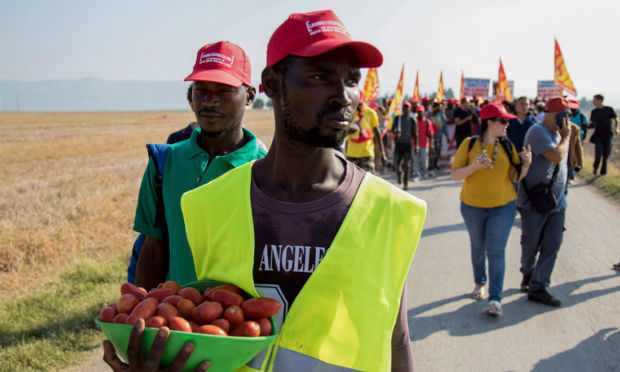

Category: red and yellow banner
[496, 59, 512, 102]
[385, 65, 405, 132]
[412, 70, 420, 103]
[361, 67, 380, 104]
[459, 71, 464, 100]
[436, 71, 444, 102]
[554, 38, 577, 97]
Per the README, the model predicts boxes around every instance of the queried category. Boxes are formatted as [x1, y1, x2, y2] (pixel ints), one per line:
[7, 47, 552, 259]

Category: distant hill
[0, 79, 191, 111]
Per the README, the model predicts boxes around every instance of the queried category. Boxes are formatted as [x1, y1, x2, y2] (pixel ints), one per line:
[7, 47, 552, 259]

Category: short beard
[280, 85, 348, 149]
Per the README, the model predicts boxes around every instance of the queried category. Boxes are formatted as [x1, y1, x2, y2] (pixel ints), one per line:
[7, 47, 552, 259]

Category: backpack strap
[467, 135, 478, 152]
[498, 136, 522, 174]
[146, 143, 170, 230]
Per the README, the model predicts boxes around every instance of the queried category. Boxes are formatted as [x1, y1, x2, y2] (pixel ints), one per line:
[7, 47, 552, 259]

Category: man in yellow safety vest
[105, 10, 426, 372]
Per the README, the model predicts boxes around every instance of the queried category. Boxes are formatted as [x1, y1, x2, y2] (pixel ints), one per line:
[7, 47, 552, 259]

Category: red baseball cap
[184, 41, 251, 86]
[402, 101, 412, 108]
[568, 99, 580, 108]
[266, 10, 383, 68]
[415, 105, 425, 112]
[545, 96, 578, 112]
[479, 102, 517, 120]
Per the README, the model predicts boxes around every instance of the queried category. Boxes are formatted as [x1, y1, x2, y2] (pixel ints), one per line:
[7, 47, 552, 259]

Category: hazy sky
[2, 0, 620, 106]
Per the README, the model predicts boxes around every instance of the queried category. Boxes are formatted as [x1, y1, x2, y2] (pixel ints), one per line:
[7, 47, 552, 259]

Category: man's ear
[245, 86, 256, 107]
[261, 67, 280, 99]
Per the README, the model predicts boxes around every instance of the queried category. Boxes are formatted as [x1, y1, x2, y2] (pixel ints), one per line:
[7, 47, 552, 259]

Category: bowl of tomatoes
[96, 280, 280, 372]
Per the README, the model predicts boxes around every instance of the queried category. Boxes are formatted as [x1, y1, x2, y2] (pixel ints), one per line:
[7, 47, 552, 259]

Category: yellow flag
[361, 68, 380, 104]
[436, 71, 444, 102]
[385, 65, 405, 132]
[412, 70, 420, 103]
[496, 59, 512, 102]
[554, 38, 577, 97]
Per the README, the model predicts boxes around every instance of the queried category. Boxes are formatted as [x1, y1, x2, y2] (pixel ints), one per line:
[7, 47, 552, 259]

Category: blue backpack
[127, 143, 170, 284]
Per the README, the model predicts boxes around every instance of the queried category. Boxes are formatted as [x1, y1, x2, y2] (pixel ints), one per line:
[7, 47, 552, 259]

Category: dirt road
[79, 170, 620, 372]
[403, 170, 620, 372]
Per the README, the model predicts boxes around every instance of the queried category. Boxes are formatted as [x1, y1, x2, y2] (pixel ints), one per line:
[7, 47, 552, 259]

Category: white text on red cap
[305, 20, 349, 37]
[199, 52, 234, 68]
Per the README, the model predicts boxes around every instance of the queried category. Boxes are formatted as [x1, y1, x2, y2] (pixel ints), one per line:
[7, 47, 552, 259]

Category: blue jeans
[461, 201, 516, 302]
[519, 208, 565, 291]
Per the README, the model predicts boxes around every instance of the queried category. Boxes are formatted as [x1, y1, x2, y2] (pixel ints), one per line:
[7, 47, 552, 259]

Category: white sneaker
[485, 300, 503, 316]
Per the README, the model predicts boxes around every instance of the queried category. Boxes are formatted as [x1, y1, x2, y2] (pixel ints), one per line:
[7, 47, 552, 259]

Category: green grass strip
[0, 256, 126, 371]
[577, 155, 620, 204]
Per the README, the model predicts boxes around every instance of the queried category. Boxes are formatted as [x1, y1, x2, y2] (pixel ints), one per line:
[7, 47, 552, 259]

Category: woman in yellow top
[451, 102, 532, 316]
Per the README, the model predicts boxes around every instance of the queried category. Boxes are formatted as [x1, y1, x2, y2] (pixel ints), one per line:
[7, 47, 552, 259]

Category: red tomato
[176, 298, 195, 319]
[210, 318, 230, 333]
[210, 289, 243, 308]
[203, 284, 243, 302]
[144, 288, 175, 302]
[169, 317, 192, 333]
[117, 294, 139, 314]
[178, 287, 203, 306]
[230, 321, 261, 337]
[161, 295, 184, 307]
[156, 302, 179, 321]
[120, 282, 147, 300]
[241, 298, 281, 319]
[257, 318, 272, 336]
[129, 297, 159, 319]
[192, 301, 223, 324]
[145, 316, 167, 328]
[223, 305, 244, 329]
[196, 324, 228, 336]
[99, 306, 116, 323]
[112, 313, 128, 324]
[161, 281, 182, 294]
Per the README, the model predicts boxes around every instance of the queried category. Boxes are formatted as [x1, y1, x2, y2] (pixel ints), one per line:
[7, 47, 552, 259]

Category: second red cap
[479, 102, 517, 120]
[545, 96, 579, 112]
[185, 41, 251, 87]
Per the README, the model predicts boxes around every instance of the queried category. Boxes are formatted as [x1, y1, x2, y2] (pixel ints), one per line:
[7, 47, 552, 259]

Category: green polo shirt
[133, 127, 267, 285]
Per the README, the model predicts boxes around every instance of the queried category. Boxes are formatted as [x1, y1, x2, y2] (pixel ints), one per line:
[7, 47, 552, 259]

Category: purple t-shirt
[251, 155, 413, 371]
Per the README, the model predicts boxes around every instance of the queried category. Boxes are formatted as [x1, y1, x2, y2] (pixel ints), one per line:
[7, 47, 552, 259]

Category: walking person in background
[451, 102, 532, 316]
[346, 99, 387, 173]
[507, 96, 536, 151]
[429, 101, 447, 173]
[392, 101, 417, 190]
[569, 100, 589, 142]
[517, 97, 575, 307]
[589, 94, 618, 176]
[453, 97, 474, 148]
[567, 120, 584, 184]
[414, 105, 435, 179]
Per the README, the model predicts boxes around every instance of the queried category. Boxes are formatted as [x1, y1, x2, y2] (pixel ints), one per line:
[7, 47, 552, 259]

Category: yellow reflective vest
[181, 162, 426, 372]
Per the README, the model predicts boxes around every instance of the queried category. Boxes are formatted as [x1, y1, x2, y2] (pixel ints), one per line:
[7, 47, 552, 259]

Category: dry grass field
[0, 109, 275, 300]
